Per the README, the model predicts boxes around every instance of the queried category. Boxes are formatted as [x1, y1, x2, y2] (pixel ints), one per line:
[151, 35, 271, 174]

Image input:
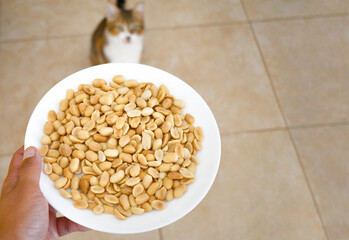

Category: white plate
[24, 63, 221, 234]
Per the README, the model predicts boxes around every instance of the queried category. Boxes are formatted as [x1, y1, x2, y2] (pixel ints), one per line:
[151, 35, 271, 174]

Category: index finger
[56, 217, 90, 237]
[1, 146, 24, 197]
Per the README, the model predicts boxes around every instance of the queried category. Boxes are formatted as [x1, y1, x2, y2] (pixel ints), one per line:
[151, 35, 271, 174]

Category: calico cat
[90, 0, 144, 65]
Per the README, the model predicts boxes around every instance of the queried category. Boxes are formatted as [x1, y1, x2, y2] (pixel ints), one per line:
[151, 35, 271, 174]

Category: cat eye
[115, 25, 124, 31]
[132, 25, 138, 31]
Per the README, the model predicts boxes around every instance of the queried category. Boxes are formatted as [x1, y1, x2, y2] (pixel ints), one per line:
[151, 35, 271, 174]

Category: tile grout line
[0, 21, 248, 44]
[146, 20, 248, 32]
[226, 120, 349, 136]
[225, 121, 349, 136]
[240, 1, 330, 239]
[239, 0, 288, 131]
[250, 11, 349, 24]
[158, 228, 164, 240]
[222, 121, 349, 136]
[1, 11, 348, 44]
[289, 121, 349, 130]
[0, 33, 90, 44]
[224, 127, 288, 135]
[286, 130, 331, 239]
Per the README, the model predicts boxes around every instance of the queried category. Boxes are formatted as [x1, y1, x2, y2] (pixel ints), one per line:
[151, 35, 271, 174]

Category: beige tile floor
[1, 0, 349, 239]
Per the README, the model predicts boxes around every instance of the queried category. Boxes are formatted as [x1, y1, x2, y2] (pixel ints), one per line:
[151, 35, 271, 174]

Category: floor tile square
[291, 125, 349, 240]
[1, 0, 48, 41]
[253, 16, 349, 126]
[243, 0, 349, 21]
[127, 0, 246, 28]
[46, 0, 105, 37]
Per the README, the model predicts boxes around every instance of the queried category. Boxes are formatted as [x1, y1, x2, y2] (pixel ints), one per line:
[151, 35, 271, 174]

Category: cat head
[105, 0, 144, 43]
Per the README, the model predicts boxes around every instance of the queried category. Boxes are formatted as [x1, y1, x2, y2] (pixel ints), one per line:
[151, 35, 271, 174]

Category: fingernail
[23, 147, 36, 160]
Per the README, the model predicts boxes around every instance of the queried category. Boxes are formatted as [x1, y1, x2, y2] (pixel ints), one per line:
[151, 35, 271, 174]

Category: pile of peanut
[39, 75, 204, 220]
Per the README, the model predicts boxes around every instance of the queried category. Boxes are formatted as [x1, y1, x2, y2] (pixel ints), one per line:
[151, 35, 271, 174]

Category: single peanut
[110, 170, 125, 183]
[130, 207, 144, 215]
[174, 184, 187, 198]
[73, 199, 88, 209]
[59, 189, 72, 199]
[120, 194, 130, 211]
[54, 177, 68, 189]
[93, 205, 104, 215]
[135, 193, 149, 205]
[151, 200, 166, 210]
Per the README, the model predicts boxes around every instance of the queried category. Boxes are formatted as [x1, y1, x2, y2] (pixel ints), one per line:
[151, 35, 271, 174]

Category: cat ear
[132, 2, 145, 19]
[106, 1, 119, 21]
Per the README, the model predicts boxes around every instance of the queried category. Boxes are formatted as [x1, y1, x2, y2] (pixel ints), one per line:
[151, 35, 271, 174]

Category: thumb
[17, 147, 42, 186]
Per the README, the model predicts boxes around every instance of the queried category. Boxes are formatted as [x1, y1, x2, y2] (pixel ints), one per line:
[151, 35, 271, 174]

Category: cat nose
[126, 36, 131, 43]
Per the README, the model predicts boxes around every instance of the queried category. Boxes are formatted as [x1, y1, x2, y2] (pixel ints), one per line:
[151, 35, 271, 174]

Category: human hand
[0, 146, 89, 240]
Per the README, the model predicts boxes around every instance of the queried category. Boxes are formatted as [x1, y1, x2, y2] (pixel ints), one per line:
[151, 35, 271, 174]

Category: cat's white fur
[103, 29, 143, 63]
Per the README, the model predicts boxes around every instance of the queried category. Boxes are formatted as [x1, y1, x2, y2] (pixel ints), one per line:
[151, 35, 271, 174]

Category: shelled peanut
[40, 75, 204, 220]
